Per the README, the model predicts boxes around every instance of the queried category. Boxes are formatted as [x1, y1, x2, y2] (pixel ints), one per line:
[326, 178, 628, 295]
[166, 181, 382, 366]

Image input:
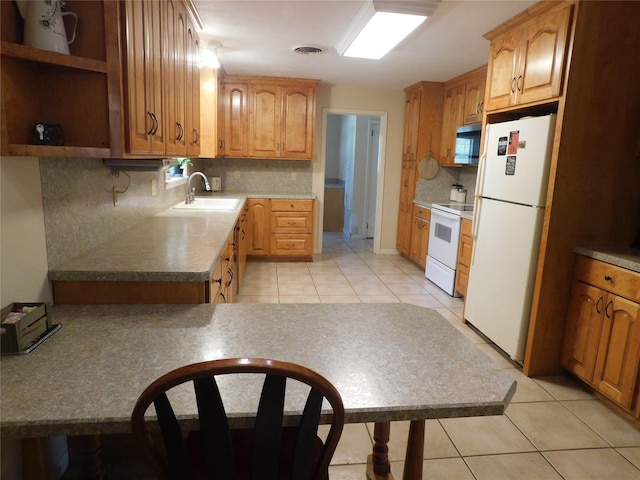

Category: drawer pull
[604, 275, 612, 282]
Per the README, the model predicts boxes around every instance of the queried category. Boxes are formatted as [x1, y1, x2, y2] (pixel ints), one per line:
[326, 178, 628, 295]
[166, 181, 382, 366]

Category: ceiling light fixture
[337, 0, 440, 60]
[201, 40, 222, 69]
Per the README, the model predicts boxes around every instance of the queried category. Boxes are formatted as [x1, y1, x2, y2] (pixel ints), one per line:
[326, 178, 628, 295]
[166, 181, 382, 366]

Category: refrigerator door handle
[475, 124, 490, 199]
[470, 197, 482, 266]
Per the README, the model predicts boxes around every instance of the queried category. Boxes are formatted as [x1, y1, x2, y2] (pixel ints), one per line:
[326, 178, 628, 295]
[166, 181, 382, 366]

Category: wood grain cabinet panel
[562, 256, 640, 415]
[409, 205, 430, 270]
[455, 218, 473, 297]
[485, 2, 572, 110]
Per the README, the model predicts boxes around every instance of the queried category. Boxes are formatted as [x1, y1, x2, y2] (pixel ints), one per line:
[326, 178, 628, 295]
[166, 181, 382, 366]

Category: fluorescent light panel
[338, 1, 438, 60]
[344, 12, 426, 59]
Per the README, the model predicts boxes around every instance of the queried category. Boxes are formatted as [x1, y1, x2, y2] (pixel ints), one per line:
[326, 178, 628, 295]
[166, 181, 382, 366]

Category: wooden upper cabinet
[247, 81, 317, 159]
[223, 83, 249, 157]
[200, 67, 224, 158]
[403, 87, 422, 161]
[280, 84, 315, 159]
[485, 2, 572, 110]
[463, 69, 487, 125]
[124, 0, 165, 155]
[186, 22, 200, 156]
[440, 81, 466, 165]
[226, 76, 318, 160]
[122, 0, 200, 156]
[249, 84, 281, 158]
[163, 0, 187, 156]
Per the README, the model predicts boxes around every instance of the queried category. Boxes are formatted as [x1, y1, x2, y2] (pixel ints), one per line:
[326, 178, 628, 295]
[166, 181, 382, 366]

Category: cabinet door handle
[605, 299, 613, 318]
[510, 77, 516, 94]
[147, 111, 155, 135]
[193, 129, 200, 145]
[596, 295, 603, 314]
[176, 122, 183, 141]
[516, 75, 523, 92]
[151, 112, 159, 135]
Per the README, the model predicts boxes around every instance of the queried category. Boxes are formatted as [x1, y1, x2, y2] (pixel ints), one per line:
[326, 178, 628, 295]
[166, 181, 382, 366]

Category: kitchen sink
[172, 197, 241, 211]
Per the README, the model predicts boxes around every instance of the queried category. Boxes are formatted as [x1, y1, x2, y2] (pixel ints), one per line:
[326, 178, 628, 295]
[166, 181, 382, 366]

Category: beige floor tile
[276, 263, 310, 274]
[350, 282, 393, 296]
[617, 447, 640, 469]
[370, 420, 459, 461]
[396, 294, 446, 308]
[390, 458, 475, 480]
[315, 284, 356, 296]
[319, 423, 372, 465]
[240, 271, 277, 284]
[339, 265, 374, 275]
[475, 343, 518, 369]
[370, 265, 406, 275]
[278, 295, 320, 303]
[311, 273, 350, 285]
[503, 369, 556, 403]
[543, 448, 640, 480]
[533, 375, 595, 401]
[506, 402, 609, 450]
[344, 273, 380, 285]
[307, 265, 342, 275]
[235, 295, 279, 303]
[431, 294, 464, 308]
[320, 296, 361, 303]
[358, 295, 401, 303]
[376, 274, 416, 284]
[239, 283, 279, 295]
[465, 452, 563, 480]
[276, 283, 317, 295]
[562, 400, 640, 447]
[439, 415, 536, 456]
[386, 283, 430, 295]
[277, 273, 314, 285]
[327, 463, 368, 479]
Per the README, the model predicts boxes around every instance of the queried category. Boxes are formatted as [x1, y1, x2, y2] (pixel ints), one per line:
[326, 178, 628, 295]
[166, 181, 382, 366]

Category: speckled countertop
[574, 246, 640, 273]
[48, 193, 315, 282]
[0, 303, 516, 438]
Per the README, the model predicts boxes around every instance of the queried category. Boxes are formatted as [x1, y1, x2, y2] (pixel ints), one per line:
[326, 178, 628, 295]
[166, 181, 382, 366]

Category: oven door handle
[431, 209, 461, 222]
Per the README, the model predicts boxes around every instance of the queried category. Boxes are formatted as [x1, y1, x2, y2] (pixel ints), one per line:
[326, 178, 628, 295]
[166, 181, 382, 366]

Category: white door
[464, 197, 545, 361]
[365, 119, 380, 238]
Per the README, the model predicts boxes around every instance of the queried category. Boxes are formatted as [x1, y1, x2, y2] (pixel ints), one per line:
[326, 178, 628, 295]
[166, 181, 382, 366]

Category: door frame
[314, 107, 387, 254]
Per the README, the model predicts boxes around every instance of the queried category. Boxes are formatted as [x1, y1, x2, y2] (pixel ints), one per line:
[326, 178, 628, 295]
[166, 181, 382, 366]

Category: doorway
[322, 113, 382, 239]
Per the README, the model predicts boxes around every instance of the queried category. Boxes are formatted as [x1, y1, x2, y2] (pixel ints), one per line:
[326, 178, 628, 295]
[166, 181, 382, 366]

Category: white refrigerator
[464, 114, 556, 362]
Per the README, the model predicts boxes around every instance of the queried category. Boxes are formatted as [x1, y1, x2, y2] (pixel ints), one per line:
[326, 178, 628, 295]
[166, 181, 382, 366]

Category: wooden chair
[131, 358, 345, 480]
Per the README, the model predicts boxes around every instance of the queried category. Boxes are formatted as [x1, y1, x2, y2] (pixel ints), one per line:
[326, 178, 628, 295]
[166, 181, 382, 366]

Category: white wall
[313, 84, 405, 253]
[0, 156, 67, 480]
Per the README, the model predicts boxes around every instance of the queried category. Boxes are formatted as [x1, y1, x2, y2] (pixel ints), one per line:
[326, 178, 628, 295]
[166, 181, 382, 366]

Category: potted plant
[173, 158, 193, 177]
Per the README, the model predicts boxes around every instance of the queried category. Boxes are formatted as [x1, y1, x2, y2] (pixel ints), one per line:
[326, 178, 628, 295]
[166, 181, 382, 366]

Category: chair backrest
[131, 358, 345, 480]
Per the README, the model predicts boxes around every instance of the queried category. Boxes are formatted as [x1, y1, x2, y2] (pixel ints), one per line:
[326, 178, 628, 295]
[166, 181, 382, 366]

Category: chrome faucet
[185, 171, 211, 204]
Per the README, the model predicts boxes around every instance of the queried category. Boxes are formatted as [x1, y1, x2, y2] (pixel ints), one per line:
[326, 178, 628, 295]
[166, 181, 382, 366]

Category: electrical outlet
[291, 172, 297, 181]
[151, 178, 157, 196]
[235, 171, 241, 179]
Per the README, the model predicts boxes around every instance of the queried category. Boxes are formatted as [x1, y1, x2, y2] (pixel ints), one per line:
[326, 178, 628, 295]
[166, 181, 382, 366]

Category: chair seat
[186, 426, 324, 480]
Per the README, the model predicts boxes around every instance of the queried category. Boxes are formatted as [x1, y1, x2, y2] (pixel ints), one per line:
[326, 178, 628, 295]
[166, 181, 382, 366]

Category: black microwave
[454, 123, 482, 165]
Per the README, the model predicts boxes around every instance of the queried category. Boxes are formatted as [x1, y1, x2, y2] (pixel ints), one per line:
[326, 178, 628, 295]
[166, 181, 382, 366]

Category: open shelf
[1, 41, 108, 73]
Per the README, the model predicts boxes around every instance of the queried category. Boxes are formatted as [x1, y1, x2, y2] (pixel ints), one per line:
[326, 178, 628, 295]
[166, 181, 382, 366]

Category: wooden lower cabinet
[248, 198, 315, 260]
[409, 205, 430, 270]
[455, 218, 473, 297]
[211, 231, 235, 303]
[562, 256, 640, 417]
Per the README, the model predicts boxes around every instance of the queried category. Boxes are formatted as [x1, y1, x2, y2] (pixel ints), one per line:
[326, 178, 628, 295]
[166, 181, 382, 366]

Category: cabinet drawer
[412, 204, 431, 220]
[270, 212, 313, 233]
[270, 234, 313, 256]
[270, 199, 313, 212]
[575, 256, 640, 301]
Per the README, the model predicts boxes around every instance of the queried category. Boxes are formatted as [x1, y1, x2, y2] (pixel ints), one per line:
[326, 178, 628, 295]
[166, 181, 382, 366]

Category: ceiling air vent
[291, 45, 325, 55]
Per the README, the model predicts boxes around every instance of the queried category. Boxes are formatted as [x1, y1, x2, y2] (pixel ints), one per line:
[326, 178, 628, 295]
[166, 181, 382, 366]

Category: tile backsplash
[415, 165, 478, 204]
[39, 157, 313, 268]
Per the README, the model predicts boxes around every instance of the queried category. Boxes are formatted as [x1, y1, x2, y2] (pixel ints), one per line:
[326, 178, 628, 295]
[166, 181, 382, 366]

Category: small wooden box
[1, 303, 51, 354]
